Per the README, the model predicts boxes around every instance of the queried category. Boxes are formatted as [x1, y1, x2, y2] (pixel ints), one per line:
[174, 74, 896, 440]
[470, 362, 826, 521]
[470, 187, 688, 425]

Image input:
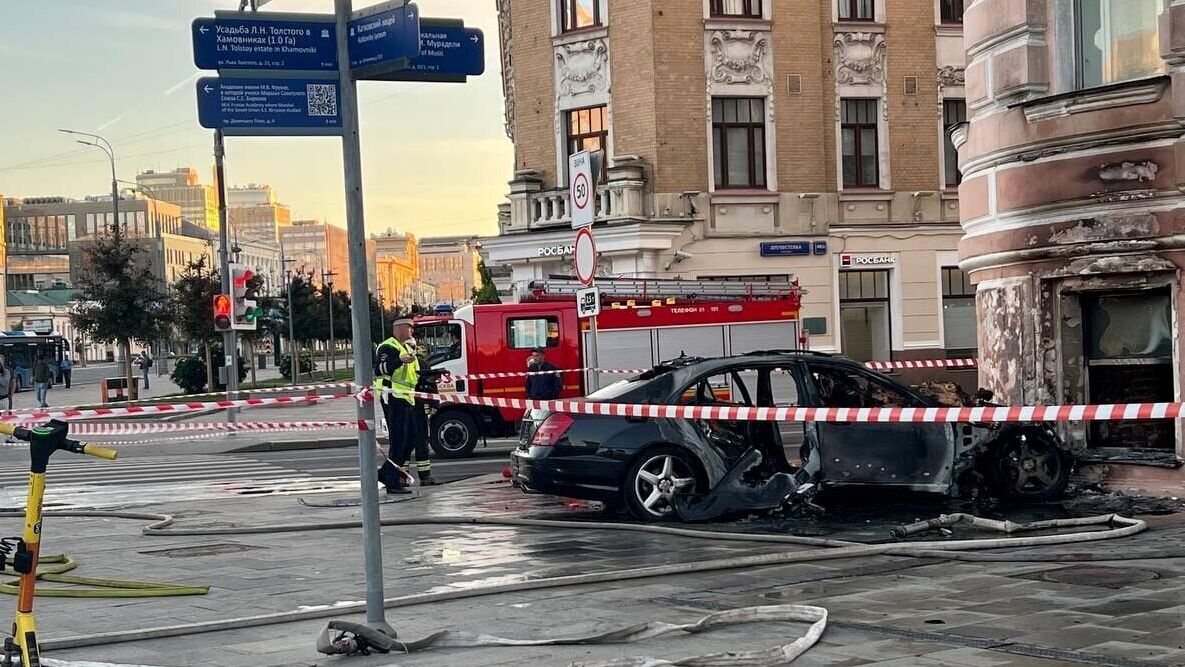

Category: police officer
[375, 318, 418, 495]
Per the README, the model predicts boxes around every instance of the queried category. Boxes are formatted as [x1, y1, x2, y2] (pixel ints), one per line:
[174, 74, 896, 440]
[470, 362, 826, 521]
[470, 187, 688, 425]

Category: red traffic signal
[213, 294, 232, 332]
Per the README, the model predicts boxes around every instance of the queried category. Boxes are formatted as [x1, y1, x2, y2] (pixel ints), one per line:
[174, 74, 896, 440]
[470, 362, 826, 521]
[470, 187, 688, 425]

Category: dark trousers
[402, 400, 431, 476]
[61, 369, 71, 388]
[379, 397, 414, 490]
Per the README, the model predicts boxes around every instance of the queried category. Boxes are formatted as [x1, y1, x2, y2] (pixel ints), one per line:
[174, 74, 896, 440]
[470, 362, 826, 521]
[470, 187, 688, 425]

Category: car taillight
[532, 413, 574, 446]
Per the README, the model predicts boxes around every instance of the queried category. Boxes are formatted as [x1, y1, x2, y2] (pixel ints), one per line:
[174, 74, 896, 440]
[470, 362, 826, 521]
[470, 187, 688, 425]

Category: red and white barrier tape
[4, 392, 354, 423]
[3, 381, 356, 418]
[65, 421, 358, 435]
[437, 359, 979, 383]
[864, 358, 978, 370]
[380, 389, 1185, 423]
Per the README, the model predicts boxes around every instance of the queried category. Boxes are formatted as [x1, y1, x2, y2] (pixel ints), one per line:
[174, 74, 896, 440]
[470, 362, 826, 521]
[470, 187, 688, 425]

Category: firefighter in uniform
[403, 336, 436, 485]
[374, 318, 418, 495]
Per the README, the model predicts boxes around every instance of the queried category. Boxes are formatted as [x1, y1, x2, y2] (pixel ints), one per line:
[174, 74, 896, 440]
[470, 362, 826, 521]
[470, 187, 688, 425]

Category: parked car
[511, 351, 1073, 522]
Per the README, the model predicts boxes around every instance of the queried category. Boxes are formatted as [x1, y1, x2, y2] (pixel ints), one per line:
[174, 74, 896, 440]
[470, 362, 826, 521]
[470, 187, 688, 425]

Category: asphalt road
[246, 442, 514, 485]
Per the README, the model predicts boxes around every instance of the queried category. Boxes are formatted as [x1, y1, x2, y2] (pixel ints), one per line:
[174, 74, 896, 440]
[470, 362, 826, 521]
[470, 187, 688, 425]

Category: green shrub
[170, 356, 209, 394]
[279, 352, 316, 380]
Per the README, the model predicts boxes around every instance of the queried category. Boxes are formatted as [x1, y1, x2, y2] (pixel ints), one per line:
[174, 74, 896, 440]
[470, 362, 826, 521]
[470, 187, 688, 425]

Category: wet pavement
[6, 474, 1179, 667]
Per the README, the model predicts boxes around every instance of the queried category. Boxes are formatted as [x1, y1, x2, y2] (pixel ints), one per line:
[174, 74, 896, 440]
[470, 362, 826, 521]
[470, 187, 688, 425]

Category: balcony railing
[503, 157, 648, 234]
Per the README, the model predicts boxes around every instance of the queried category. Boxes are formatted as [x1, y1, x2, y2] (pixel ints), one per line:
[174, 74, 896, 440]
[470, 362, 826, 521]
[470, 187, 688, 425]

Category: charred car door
[802, 360, 954, 492]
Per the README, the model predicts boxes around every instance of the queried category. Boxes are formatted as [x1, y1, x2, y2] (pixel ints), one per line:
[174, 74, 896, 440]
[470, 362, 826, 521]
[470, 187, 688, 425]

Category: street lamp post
[323, 270, 337, 376]
[116, 179, 169, 378]
[282, 253, 297, 385]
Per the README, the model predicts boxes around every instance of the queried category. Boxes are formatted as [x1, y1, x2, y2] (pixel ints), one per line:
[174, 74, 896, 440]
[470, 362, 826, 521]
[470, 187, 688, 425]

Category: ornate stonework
[937, 65, 965, 89]
[833, 32, 886, 86]
[497, 0, 514, 141]
[708, 30, 771, 85]
[555, 39, 609, 98]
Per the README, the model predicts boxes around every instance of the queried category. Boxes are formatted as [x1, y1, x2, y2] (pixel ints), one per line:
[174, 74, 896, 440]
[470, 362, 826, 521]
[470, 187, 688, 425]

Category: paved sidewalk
[7, 475, 1181, 667]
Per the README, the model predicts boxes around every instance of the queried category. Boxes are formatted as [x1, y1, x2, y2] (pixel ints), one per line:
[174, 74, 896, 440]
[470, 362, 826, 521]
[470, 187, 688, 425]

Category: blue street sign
[760, 241, 811, 257]
[196, 77, 342, 136]
[348, 1, 421, 71]
[813, 241, 828, 255]
[192, 15, 336, 71]
[370, 21, 484, 82]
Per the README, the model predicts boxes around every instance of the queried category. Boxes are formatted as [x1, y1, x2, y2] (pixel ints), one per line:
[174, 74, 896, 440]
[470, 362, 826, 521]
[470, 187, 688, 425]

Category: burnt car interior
[682, 367, 798, 477]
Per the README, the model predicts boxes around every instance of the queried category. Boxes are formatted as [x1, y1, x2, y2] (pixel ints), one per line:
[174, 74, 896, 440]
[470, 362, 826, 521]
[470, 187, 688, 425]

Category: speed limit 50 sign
[568, 151, 594, 229]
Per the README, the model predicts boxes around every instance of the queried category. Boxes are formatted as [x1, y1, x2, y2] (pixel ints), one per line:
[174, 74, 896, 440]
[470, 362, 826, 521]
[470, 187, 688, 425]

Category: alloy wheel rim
[634, 454, 696, 517]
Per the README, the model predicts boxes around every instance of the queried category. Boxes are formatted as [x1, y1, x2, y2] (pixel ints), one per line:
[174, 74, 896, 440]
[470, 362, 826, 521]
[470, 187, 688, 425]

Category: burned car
[511, 351, 1072, 522]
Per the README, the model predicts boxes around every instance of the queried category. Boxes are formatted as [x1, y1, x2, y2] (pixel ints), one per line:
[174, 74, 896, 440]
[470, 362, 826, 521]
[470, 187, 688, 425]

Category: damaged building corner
[958, 11, 1185, 495]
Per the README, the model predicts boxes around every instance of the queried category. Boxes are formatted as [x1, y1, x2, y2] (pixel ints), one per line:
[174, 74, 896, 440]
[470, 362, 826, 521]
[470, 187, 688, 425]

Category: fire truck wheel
[623, 446, 705, 522]
[430, 410, 479, 459]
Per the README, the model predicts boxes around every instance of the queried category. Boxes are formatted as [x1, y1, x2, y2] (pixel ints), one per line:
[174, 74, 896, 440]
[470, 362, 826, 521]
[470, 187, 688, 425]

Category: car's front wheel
[624, 447, 703, 522]
[988, 428, 1072, 501]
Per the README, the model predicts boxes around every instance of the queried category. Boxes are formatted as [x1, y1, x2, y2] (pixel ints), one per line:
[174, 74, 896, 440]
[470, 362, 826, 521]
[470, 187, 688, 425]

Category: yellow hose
[1, 555, 208, 598]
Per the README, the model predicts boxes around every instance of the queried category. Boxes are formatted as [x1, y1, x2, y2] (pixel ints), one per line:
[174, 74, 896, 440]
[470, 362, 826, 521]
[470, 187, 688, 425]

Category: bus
[0, 332, 68, 389]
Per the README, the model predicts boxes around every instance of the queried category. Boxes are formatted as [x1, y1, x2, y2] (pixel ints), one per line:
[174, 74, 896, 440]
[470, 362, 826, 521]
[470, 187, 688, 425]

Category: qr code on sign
[307, 83, 337, 117]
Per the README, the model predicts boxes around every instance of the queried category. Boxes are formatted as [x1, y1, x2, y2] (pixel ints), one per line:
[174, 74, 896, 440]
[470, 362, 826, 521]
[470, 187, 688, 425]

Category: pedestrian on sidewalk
[32, 354, 53, 408]
[135, 351, 152, 391]
[59, 354, 73, 389]
[374, 318, 419, 495]
[0, 356, 15, 413]
[525, 347, 561, 401]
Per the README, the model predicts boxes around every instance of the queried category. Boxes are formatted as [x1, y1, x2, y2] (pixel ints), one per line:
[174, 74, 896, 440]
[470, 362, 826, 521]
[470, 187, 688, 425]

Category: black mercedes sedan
[511, 351, 1072, 522]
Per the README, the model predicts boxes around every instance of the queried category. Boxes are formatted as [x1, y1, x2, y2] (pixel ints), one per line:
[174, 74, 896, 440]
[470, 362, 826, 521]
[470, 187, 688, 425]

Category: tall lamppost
[323, 270, 338, 375]
[59, 130, 118, 233]
[281, 253, 297, 384]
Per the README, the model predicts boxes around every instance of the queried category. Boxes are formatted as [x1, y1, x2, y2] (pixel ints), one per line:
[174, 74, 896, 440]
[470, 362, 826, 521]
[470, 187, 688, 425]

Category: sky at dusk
[0, 0, 512, 238]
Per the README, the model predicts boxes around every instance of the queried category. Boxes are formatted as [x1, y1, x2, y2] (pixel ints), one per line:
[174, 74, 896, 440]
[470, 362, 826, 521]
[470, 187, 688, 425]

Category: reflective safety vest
[375, 336, 418, 405]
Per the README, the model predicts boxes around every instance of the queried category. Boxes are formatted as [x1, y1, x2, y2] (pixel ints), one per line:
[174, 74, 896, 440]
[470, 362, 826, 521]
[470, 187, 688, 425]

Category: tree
[274, 273, 321, 381]
[71, 227, 171, 394]
[171, 257, 221, 390]
[472, 259, 500, 304]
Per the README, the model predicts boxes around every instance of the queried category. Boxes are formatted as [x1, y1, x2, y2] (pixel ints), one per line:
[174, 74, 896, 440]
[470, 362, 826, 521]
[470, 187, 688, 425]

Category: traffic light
[213, 294, 232, 332]
[229, 263, 261, 331]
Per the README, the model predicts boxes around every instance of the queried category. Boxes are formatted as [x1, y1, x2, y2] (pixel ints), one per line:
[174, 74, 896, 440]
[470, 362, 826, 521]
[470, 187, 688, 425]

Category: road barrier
[365, 387, 1185, 424]
[6, 392, 356, 423]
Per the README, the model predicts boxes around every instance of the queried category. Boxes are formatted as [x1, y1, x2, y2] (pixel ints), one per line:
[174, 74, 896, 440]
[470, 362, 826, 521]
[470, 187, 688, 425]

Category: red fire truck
[412, 278, 804, 458]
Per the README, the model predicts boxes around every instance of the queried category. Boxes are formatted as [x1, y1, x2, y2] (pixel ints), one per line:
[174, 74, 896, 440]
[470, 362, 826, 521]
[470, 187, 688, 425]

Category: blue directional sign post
[196, 77, 341, 136]
[348, 0, 420, 77]
[192, 14, 336, 71]
[366, 19, 484, 83]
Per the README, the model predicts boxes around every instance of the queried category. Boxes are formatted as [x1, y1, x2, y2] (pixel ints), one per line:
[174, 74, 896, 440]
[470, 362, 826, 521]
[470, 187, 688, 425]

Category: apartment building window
[566, 105, 608, 181]
[943, 99, 967, 187]
[710, 0, 762, 18]
[941, 267, 977, 353]
[940, 0, 964, 23]
[1077, 0, 1164, 88]
[712, 97, 767, 189]
[838, 0, 874, 21]
[841, 98, 879, 188]
[559, 0, 602, 33]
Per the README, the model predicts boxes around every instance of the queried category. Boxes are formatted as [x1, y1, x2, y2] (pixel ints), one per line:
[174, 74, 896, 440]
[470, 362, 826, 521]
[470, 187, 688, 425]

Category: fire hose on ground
[0, 507, 1149, 666]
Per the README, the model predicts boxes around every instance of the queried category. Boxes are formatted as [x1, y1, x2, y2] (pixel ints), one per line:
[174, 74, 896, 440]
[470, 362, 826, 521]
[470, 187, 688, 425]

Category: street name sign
[192, 14, 337, 71]
[577, 286, 601, 319]
[569, 151, 595, 229]
[196, 77, 342, 136]
[365, 20, 484, 83]
[348, 0, 421, 76]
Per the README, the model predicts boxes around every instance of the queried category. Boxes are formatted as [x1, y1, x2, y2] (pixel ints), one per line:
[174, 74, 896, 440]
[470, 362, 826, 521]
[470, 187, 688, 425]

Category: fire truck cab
[413, 278, 803, 458]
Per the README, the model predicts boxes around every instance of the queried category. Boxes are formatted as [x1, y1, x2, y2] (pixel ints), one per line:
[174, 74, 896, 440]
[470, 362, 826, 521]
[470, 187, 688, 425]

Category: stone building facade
[956, 0, 1185, 484]
[487, 0, 976, 380]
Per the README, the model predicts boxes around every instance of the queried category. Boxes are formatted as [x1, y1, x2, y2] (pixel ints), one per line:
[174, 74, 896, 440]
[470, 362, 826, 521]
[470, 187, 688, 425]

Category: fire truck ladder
[527, 278, 802, 301]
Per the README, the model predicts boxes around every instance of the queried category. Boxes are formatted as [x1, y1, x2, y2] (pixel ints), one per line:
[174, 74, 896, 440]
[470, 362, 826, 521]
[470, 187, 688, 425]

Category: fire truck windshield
[417, 322, 463, 366]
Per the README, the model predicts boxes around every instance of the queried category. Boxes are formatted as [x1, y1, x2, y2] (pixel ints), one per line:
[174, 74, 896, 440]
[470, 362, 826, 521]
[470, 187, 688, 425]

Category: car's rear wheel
[624, 447, 703, 522]
[988, 428, 1072, 501]
[430, 410, 479, 459]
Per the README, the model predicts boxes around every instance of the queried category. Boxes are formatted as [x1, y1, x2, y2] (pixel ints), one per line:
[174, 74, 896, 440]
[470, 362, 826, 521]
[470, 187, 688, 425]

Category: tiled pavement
[8, 475, 1183, 667]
